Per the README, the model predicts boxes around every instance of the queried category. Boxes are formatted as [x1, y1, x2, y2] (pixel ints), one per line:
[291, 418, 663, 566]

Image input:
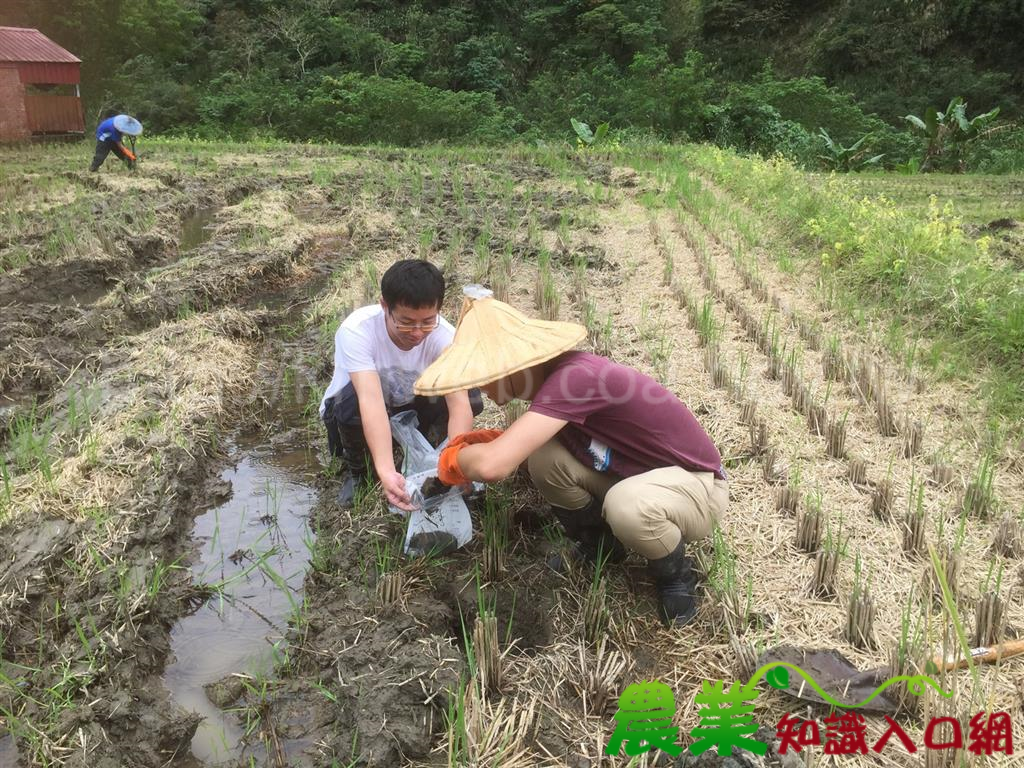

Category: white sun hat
[414, 285, 586, 397]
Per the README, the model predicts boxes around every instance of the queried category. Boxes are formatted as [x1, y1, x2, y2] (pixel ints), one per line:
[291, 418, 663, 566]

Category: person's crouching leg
[603, 467, 724, 627]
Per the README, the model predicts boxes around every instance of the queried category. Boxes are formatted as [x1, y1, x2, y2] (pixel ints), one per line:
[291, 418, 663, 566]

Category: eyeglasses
[389, 308, 440, 333]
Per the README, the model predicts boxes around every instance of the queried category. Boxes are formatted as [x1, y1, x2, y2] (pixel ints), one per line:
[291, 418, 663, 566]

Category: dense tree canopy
[2, 0, 1021, 166]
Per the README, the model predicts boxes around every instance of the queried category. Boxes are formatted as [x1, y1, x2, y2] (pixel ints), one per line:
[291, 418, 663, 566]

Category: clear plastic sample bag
[388, 410, 476, 555]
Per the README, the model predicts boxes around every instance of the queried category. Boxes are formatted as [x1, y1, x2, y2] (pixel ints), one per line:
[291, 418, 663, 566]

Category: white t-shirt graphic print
[319, 304, 455, 416]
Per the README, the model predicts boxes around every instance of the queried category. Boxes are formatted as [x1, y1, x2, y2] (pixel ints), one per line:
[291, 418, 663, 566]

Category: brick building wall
[0, 65, 29, 141]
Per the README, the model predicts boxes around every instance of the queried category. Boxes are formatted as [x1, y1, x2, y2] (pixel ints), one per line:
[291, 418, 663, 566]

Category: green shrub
[296, 74, 513, 145]
[706, 97, 817, 166]
[961, 125, 1024, 174]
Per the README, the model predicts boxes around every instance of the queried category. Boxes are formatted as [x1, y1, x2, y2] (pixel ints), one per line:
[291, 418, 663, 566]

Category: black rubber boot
[337, 426, 374, 507]
[647, 539, 700, 627]
[547, 500, 626, 571]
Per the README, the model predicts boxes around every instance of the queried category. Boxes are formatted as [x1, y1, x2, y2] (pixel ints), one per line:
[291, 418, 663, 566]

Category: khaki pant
[527, 438, 728, 559]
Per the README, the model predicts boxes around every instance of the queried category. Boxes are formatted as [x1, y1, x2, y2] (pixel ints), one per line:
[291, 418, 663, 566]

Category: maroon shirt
[529, 352, 725, 480]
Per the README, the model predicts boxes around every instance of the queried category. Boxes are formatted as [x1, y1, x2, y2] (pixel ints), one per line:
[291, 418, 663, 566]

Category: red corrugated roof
[0, 27, 80, 64]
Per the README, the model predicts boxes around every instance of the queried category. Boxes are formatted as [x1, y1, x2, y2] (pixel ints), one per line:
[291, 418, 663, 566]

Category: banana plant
[904, 97, 1000, 171]
[817, 128, 884, 172]
[571, 117, 609, 149]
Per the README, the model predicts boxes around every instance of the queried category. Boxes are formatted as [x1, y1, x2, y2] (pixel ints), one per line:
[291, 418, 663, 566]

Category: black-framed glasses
[389, 308, 440, 333]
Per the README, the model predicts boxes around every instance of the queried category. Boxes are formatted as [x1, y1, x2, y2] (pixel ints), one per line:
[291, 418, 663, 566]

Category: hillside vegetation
[2, 1, 1022, 169]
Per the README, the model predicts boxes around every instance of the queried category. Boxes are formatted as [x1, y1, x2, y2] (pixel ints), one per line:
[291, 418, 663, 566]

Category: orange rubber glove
[448, 429, 504, 449]
[120, 144, 136, 162]
[437, 429, 504, 486]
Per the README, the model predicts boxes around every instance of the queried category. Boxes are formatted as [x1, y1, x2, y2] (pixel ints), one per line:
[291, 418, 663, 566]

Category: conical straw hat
[113, 115, 143, 135]
[414, 285, 586, 396]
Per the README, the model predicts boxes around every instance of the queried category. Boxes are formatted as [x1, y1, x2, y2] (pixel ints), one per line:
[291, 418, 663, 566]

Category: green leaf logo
[766, 666, 789, 690]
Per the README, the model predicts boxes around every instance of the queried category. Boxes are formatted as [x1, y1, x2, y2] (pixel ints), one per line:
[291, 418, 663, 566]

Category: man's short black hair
[380, 260, 445, 309]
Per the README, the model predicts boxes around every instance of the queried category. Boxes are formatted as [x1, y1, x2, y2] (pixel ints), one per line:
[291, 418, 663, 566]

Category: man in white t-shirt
[320, 260, 483, 509]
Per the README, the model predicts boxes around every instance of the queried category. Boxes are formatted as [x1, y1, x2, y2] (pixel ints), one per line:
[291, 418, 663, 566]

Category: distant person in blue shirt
[89, 114, 143, 171]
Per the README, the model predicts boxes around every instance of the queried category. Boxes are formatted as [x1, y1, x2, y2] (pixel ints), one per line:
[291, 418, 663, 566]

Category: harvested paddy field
[1, 140, 1022, 768]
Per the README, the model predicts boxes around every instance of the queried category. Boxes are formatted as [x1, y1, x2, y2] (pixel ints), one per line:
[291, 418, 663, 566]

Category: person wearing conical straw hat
[416, 286, 729, 627]
[319, 261, 483, 510]
[89, 113, 143, 171]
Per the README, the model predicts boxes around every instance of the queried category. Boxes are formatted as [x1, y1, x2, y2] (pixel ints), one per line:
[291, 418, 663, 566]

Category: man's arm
[457, 411, 567, 483]
[444, 389, 474, 439]
[349, 370, 412, 510]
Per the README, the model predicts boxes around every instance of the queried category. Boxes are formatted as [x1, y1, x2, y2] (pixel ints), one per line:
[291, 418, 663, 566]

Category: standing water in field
[178, 205, 220, 253]
[163, 422, 320, 764]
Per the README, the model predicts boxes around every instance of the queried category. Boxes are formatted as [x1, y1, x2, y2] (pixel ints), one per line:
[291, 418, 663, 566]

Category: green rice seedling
[766, 336, 784, 381]
[649, 331, 674, 383]
[822, 334, 844, 381]
[922, 541, 961, 607]
[888, 592, 924, 715]
[696, 296, 720, 348]
[810, 518, 846, 598]
[991, 513, 1022, 557]
[444, 672, 535, 767]
[903, 479, 927, 557]
[595, 312, 613, 358]
[373, 535, 403, 606]
[844, 554, 877, 649]
[534, 249, 559, 320]
[796, 490, 823, 553]
[780, 347, 800, 398]
[556, 211, 570, 252]
[737, 350, 750, 386]
[571, 253, 588, 304]
[962, 454, 995, 518]
[926, 542, 977, 693]
[473, 233, 492, 285]
[582, 574, 609, 647]
[7, 402, 55, 476]
[489, 243, 513, 302]
[707, 527, 752, 634]
[472, 582, 502, 694]
[303, 526, 341, 576]
[418, 227, 436, 260]
[699, 260, 717, 295]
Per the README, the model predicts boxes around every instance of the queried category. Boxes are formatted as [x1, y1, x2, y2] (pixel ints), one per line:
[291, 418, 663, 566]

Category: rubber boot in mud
[337, 426, 374, 508]
[546, 501, 626, 573]
[647, 539, 700, 627]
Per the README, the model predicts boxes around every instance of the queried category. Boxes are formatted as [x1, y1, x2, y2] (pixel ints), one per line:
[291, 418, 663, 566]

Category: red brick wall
[0, 66, 30, 141]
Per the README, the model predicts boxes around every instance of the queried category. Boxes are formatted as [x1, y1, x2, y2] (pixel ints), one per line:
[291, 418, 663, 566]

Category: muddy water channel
[163, 420, 321, 764]
[179, 205, 221, 253]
